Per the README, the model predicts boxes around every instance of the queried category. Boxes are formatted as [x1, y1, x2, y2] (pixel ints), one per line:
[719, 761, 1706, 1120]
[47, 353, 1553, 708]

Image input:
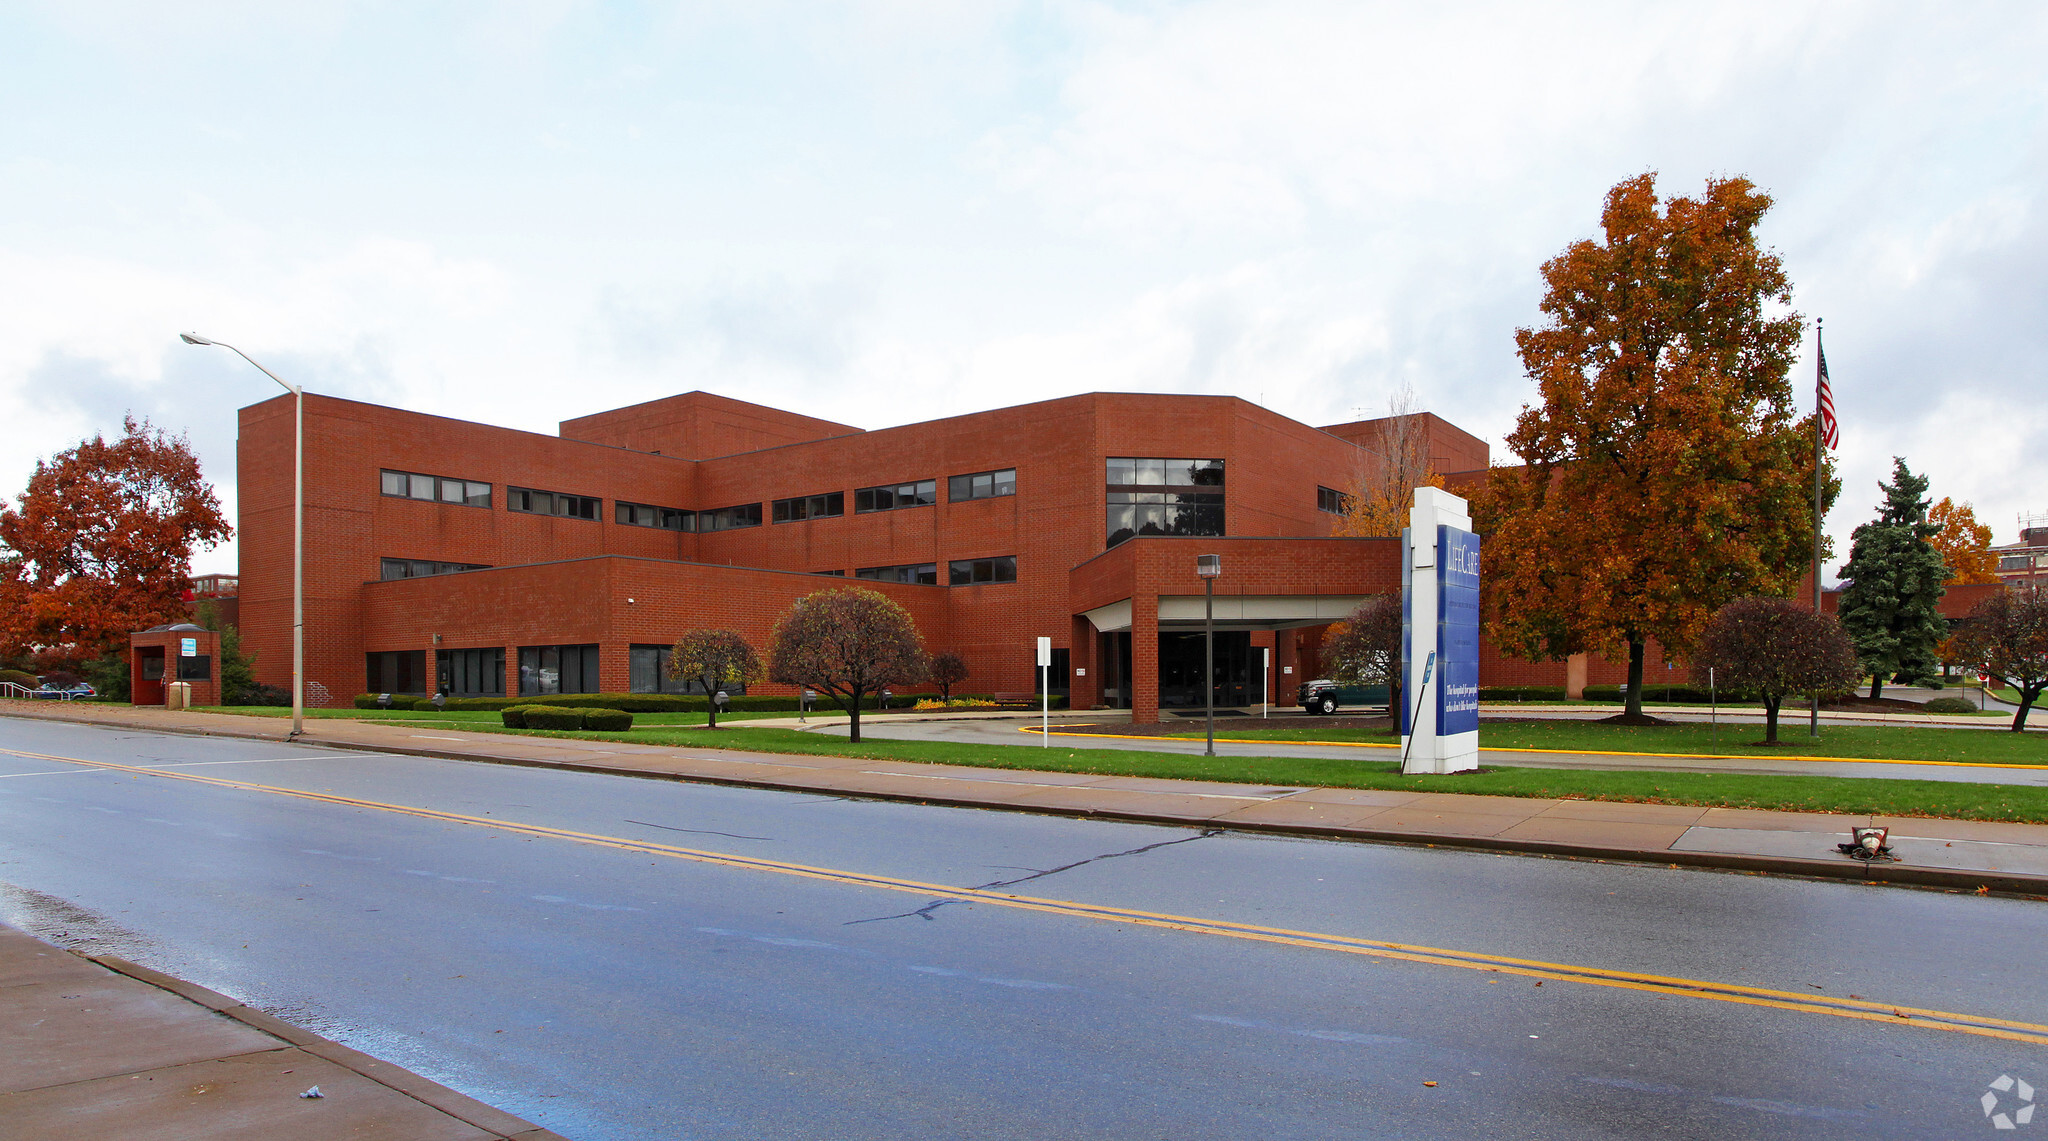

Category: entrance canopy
[1082, 594, 1366, 633]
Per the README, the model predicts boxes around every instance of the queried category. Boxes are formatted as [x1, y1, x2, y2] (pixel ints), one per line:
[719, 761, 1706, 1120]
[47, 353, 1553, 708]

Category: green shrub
[1478, 686, 1566, 702]
[1582, 683, 1749, 704]
[1922, 697, 1978, 714]
[2, 668, 43, 690]
[520, 706, 586, 730]
[580, 708, 633, 731]
[501, 705, 537, 728]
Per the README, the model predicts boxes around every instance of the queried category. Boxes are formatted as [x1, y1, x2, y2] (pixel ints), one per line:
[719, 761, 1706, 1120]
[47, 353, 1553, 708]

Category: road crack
[844, 829, 1221, 925]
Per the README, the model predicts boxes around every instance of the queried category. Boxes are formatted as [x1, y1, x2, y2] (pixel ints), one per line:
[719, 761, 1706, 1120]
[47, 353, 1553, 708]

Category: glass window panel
[1106, 457, 1136, 485]
[381, 470, 407, 496]
[948, 475, 971, 501]
[1193, 459, 1225, 486]
[439, 478, 465, 503]
[993, 470, 1015, 496]
[1135, 458, 1166, 485]
[914, 564, 937, 585]
[380, 558, 409, 580]
[466, 482, 491, 507]
[914, 480, 935, 505]
[1165, 461, 1197, 486]
[409, 473, 436, 499]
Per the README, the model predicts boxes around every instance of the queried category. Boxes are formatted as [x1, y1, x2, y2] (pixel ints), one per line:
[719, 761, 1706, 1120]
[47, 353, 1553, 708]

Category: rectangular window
[854, 480, 937, 513]
[436, 648, 505, 696]
[616, 501, 694, 531]
[632, 644, 751, 695]
[1317, 485, 1350, 514]
[699, 503, 763, 531]
[1107, 457, 1224, 547]
[381, 469, 490, 509]
[948, 556, 1017, 585]
[509, 487, 600, 520]
[813, 569, 846, 576]
[519, 644, 600, 696]
[855, 563, 939, 585]
[365, 650, 428, 695]
[948, 468, 1016, 502]
[771, 492, 845, 523]
[379, 558, 490, 581]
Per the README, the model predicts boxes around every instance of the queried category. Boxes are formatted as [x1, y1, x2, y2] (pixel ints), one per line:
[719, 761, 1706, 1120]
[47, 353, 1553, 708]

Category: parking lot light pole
[1197, 554, 1222, 756]
[181, 334, 303, 739]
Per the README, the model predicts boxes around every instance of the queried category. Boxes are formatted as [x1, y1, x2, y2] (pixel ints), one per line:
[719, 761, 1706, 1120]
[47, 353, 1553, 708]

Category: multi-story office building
[235, 389, 1516, 722]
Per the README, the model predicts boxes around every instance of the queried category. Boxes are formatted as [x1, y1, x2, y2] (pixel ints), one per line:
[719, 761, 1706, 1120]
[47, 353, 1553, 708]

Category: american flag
[1817, 346, 1839, 450]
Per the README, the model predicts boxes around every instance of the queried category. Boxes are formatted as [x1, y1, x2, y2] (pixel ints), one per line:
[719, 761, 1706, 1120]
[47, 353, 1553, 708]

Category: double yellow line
[12, 745, 2048, 1047]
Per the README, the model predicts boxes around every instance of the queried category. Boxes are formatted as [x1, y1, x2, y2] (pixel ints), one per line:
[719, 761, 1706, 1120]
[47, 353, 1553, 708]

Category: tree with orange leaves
[0, 417, 231, 666]
[1928, 497, 1997, 584]
[1477, 174, 1837, 720]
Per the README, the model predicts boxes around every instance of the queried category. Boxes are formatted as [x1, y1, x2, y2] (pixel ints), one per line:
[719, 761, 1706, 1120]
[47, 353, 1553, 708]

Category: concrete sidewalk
[7, 700, 2048, 896]
[0, 923, 561, 1141]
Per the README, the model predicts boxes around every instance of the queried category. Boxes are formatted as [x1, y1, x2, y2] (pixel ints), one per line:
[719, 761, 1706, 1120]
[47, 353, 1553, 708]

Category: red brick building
[236, 390, 1540, 721]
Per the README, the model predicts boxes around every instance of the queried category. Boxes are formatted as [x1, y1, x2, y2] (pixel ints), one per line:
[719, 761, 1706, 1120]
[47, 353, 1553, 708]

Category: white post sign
[1036, 636, 1052, 747]
[1401, 487, 1481, 774]
[180, 637, 197, 657]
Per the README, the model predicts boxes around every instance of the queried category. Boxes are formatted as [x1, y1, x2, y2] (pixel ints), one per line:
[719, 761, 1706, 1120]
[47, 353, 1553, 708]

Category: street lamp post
[1197, 554, 1221, 756]
[180, 334, 303, 739]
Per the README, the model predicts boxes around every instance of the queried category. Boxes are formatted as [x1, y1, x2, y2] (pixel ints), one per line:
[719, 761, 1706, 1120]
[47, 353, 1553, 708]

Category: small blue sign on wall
[180, 636, 197, 658]
[1435, 525, 1481, 736]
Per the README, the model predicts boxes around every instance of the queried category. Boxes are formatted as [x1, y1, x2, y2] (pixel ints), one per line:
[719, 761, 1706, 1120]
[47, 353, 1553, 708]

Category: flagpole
[1811, 317, 1824, 738]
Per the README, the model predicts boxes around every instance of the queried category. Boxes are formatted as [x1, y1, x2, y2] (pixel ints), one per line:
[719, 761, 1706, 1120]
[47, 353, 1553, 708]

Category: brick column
[1130, 594, 1160, 725]
[1069, 616, 1100, 710]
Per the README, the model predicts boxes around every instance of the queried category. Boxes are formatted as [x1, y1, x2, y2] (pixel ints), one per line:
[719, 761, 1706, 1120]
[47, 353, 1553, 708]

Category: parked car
[32, 681, 95, 701]
[1297, 679, 1388, 715]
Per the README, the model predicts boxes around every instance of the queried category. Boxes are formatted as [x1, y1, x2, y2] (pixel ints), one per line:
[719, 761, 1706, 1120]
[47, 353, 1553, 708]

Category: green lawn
[1129, 719, 2048, 764]
[175, 704, 2048, 823]
[371, 721, 2048, 823]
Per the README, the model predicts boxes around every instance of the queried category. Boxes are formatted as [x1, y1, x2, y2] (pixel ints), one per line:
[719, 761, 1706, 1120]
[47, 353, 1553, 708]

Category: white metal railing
[1, 681, 36, 699]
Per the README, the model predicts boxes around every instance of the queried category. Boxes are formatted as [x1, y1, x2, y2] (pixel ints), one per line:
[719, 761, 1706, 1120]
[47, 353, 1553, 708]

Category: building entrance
[1159, 630, 1252, 709]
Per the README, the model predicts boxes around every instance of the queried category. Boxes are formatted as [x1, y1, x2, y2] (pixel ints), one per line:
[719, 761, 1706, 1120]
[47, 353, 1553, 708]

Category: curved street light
[180, 334, 304, 739]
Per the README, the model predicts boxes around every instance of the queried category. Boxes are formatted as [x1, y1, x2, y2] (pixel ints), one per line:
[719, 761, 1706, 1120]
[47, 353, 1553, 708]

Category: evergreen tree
[1836, 458, 1949, 698]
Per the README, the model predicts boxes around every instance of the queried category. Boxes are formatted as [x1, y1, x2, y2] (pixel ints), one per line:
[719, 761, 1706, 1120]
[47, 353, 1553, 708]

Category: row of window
[381, 469, 492, 508]
[380, 468, 1012, 530]
[509, 486, 600, 520]
[773, 492, 844, 523]
[379, 557, 490, 581]
[367, 644, 755, 698]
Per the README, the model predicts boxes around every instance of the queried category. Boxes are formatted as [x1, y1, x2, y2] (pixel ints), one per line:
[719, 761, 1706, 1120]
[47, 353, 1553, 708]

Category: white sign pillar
[1402, 486, 1481, 774]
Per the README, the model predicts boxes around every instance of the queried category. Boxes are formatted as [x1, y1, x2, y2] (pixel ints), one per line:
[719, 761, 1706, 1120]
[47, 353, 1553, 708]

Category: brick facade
[235, 387, 1662, 719]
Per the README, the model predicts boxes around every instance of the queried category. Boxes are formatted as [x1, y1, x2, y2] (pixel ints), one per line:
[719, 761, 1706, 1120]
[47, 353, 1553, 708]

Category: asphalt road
[829, 714, 2048, 786]
[3, 715, 2045, 1140]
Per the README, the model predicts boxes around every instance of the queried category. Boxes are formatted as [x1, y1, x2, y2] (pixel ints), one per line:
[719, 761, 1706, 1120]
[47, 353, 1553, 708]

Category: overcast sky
[4, 1, 2043, 580]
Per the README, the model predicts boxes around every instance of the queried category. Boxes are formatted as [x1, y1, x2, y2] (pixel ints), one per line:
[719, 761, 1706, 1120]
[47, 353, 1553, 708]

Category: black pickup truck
[1296, 679, 1389, 715]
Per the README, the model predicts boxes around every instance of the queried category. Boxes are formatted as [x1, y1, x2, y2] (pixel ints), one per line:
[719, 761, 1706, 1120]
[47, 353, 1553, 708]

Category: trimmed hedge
[443, 691, 930, 713]
[520, 706, 585, 730]
[1582, 683, 1754, 704]
[354, 692, 435, 710]
[1922, 697, 1978, 714]
[1477, 686, 1567, 702]
[581, 708, 633, 731]
[1, 668, 40, 689]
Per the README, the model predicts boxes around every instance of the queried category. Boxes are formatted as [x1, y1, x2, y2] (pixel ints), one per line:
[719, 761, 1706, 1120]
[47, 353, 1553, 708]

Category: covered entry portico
[1067, 536, 1399, 724]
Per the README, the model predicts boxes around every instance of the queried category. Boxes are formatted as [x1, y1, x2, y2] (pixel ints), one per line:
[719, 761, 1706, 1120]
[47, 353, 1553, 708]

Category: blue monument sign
[1401, 487, 1480, 773]
[1435, 525, 1481, 737]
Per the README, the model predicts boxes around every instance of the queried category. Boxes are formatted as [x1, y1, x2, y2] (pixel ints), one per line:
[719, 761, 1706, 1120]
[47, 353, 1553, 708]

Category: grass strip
[1130, 719, 2048, 764]
[330, 720, 2048, 824]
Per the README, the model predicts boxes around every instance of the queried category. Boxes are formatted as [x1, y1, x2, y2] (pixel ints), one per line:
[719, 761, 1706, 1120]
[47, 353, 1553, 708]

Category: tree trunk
[2015, 687, 2040, 733]
[1624, 636, 1646, 719]
[1869, 672, 1884, 701]
[848, 690, 863, 742]
[1388, 679, 1402, 737]
[1762, 695, 1781, 744]
[707, 693, 719, 730]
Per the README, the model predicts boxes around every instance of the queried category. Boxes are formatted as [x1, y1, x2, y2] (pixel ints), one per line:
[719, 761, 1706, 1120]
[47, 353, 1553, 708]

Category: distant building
[1993, 514, 2048, 591]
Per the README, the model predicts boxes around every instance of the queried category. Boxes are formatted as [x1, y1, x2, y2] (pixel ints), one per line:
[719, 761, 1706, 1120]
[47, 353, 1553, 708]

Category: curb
[68, 948, 565, 1140]
[11, 706, 2048, 899]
